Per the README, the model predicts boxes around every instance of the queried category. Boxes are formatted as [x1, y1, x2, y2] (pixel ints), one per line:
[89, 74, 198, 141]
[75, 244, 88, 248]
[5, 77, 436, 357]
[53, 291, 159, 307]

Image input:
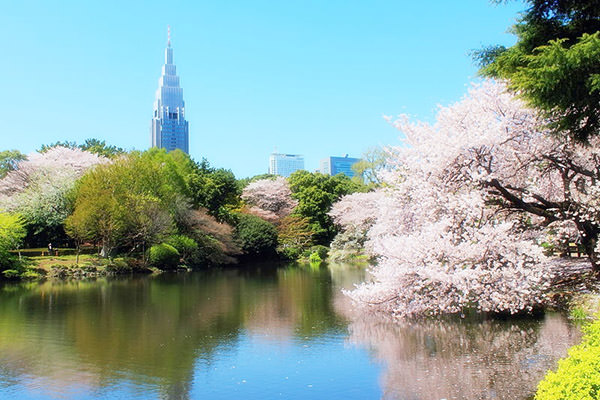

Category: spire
[165, 26, 173, 65]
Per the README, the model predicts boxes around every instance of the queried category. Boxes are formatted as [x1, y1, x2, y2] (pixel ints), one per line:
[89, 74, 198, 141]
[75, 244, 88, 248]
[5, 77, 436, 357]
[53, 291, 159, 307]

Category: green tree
[0, 150, 26, 178]
[67, 149, 241, 264]
[67, 150, 184, 256]
[38, 141, 77, 152]
[288, 171, 366, 245]
[276, 215, 314, 260]
[0, 213, 26, 272]
[67, 167, 126, 257]
[79, 138, 126, 158]
[187, 159, 240, 221]
[351, 146, 390, 187]
[477, 0, 600, 141]
[39, 138, 126, 158]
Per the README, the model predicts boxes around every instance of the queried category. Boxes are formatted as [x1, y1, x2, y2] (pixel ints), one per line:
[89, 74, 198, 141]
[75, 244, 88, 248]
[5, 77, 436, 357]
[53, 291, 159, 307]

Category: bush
[148, 243, 180, 270]
[278, 246, 302, 261]
[21, 270, 42, 280]
[308, 252, 322, 264]
[310, 245, 329, 260]
[235, 213, 278, 257]
[167, 235, 198, 263]
[535, 319, 600, 399]
[2, 269, 20, 279]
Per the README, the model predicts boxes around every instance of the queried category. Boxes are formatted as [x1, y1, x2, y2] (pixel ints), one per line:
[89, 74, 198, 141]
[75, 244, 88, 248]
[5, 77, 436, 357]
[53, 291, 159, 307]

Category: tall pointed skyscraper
[151, 27, 189, 153]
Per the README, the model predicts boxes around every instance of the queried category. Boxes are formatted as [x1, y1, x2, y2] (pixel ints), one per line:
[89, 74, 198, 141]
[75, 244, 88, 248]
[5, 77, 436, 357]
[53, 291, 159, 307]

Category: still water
[0, 263, 581, 400]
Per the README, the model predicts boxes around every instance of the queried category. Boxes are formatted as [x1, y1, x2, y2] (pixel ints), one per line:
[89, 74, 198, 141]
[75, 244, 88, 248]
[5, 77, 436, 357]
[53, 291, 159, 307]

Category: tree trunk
[100, 241, 109, 258]
[581, 234, 600, 278]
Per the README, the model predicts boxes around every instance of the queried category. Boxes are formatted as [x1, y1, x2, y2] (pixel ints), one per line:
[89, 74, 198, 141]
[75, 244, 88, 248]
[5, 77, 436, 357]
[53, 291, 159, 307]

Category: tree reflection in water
[340, 309, 581, 400]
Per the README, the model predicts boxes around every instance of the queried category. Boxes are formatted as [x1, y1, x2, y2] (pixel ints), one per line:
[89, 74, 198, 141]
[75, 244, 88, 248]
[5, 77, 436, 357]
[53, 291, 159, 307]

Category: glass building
[269, 153, 305, 177]
[320, 155, 361, 178]
[151, 28, 189, 154]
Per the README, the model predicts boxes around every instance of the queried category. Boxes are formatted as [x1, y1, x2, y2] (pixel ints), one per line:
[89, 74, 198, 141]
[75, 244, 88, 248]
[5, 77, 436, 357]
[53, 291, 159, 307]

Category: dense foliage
[0, 213, 26, 274]
[67, 149, 241, 264]
[288, 170, 365, 245]
[241, 177, 317, 259]
[166, 235, 199, 265]
[148, 243, 180, 270]
[478, 0, 600, 142]
[235, 213, 278, 257]
[187, 159, 240, 222]
[535, 317, 600, 399]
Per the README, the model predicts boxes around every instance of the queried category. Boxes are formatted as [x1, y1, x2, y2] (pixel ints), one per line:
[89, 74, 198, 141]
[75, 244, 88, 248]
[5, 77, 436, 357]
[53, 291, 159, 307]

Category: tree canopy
[288, 170, 365, 245]
[0, 150, 26, 179]
[39, 138, 126, 158]
[478, 0, 600, 141]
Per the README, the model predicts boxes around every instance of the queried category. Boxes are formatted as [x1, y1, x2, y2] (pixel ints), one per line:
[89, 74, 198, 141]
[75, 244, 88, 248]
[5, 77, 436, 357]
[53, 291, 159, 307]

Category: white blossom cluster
[331, 81, 600, 318]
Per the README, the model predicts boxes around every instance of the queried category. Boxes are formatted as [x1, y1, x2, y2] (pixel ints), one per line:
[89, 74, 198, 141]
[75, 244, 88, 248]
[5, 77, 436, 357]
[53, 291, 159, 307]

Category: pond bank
[4, 254, 155, 281]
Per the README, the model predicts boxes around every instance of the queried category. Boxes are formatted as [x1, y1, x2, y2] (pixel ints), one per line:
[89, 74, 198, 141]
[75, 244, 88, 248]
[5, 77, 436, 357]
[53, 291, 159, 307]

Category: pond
[0, 263, 582, 400]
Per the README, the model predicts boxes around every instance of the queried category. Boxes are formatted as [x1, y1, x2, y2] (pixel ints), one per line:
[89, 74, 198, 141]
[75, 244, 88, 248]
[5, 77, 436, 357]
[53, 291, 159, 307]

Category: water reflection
[341, 310, 581, 400]
[0, 264, 581, 400]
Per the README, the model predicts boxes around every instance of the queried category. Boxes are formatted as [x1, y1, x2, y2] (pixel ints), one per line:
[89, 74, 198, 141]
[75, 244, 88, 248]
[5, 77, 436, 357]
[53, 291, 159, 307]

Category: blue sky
[0, 0, 525, 178]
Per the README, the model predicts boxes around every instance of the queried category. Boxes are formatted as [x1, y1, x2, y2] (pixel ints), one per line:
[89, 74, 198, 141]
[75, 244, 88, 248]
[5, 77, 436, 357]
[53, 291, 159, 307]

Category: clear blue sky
[0, 0, 525, 178]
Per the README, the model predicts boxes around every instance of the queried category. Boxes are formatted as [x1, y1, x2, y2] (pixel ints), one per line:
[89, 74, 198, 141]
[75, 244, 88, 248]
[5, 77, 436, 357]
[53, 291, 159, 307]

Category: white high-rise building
[151, 27, 189, 154]
[269, 153, 304, 177]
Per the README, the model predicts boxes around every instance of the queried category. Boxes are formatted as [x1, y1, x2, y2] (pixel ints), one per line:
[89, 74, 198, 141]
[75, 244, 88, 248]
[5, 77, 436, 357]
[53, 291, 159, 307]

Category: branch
[485, 179, 559, 222]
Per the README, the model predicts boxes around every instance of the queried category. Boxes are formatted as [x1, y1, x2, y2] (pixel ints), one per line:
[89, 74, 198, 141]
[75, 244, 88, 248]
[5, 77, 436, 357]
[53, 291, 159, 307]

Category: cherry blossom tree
[328, 191, 384, 260]
[0, 147, 107, 243]
[335, 80, 600, 318]
[241, 177, 297, 224]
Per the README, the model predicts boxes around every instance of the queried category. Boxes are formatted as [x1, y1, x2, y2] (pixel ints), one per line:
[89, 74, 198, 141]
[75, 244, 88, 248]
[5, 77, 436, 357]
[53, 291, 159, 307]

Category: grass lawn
[24, 254, 106, 272]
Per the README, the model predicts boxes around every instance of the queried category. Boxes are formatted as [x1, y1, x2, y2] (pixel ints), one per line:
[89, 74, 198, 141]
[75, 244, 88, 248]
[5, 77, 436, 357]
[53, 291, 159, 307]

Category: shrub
[167, 235, 198, 263]
[310, 245, 329, 260]
[148, 243, 180, 270]
[278, 246, 302, 261]
[535, 319, 600, 399]
[308, 252, 322, 264]
[21, 270, 42, 280]
[2, 269, 20, 279]
[235, 213, 278, 257]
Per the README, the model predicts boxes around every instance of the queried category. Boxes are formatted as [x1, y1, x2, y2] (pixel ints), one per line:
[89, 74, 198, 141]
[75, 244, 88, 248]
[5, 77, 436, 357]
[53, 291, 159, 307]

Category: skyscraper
[151, 27, 189, 154]
[269, 153, 304, 177]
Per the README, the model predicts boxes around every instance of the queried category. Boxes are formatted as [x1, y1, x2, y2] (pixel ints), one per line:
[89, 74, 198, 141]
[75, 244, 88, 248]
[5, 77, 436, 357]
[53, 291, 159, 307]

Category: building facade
[151, 28, 189, 154]
[320, 155, 361, 178]
[269, 153, 304, 177]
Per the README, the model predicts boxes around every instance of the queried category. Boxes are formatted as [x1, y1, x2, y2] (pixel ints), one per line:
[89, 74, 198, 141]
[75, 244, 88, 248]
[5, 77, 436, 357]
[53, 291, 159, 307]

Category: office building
[151, 27, 189, 153]
[269, 153, 304, 177]
[320, 155, 361, 178]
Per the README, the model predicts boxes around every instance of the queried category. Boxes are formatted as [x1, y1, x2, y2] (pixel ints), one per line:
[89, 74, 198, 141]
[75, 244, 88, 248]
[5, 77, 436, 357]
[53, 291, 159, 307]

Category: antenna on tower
[167, 25, 171, 47]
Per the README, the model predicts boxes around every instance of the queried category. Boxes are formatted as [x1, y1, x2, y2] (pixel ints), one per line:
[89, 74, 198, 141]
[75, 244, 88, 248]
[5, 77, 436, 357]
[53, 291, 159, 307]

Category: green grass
[23, 254, 105, 271]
